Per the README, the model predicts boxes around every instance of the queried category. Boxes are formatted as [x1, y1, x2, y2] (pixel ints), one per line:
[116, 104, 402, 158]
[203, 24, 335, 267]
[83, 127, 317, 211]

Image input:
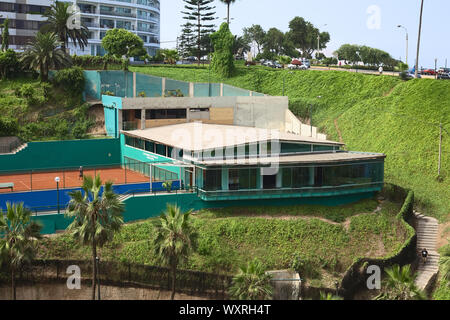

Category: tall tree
[334, 44, 361, 65]
[229, 258, 273, 300]
[210, 22, 235, 78]
[154, 204, 197, 300]
[101, 28, 145, 70]
[287, 17, 330, 58]
[219, 0, 238, 25]
[1, 18, 9, 51]
[20, 32, 72, 82]
[65, 174, 124, 300]
[180, 0, 216, 64]
[0, 202, 42, 300]
[264, 28, 285, 56]
[242, 24, 266, 55]
[41, 1, 89, 53]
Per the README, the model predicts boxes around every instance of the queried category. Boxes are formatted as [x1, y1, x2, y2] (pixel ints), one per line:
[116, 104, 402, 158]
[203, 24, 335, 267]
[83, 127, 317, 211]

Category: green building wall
[0, 139, 121, 172]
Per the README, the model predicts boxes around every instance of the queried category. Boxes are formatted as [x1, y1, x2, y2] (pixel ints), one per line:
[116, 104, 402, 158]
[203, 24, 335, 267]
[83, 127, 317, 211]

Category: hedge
[338, 184, 417, 299]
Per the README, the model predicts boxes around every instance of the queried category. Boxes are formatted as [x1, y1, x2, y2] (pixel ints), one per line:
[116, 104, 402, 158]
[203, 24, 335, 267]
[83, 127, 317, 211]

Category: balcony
[100, 9, 136, 18]
[197, 182, 384, 201]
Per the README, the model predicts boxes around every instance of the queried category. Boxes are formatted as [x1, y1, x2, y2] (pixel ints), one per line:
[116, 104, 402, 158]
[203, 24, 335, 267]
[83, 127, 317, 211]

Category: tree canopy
[210, 22, 235, 78]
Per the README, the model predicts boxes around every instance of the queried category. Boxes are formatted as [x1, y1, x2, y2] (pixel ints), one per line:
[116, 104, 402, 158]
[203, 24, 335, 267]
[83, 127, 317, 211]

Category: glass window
[282, 168, 292, 188]
[203, 169, 222, 191]
[156, 144, 166, 156]
[145, 141, 154, 152]
[292, 167, 310, 188]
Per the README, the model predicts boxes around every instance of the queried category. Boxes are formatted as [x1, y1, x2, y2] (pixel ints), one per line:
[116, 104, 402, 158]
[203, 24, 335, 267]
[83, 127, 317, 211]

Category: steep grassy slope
[0, 77, 94, 141]
[130, 65, 450, 220]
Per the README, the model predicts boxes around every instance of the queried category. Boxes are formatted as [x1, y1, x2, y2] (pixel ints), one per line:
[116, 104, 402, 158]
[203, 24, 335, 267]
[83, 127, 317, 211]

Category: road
[309, 65, 436, 79]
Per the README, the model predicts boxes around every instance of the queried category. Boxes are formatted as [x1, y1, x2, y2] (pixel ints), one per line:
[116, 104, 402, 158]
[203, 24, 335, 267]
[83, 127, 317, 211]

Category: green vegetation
[65, 174, 125, 300]
[129, 64, 450, 221]
[229, 258, 273, 300]
[37, 199, 410, 288]
[375, 264, 425, 300]
[433, 243, 450, 300]
[210, 23, 235, 78]
[0, 77, 94, 141]
[197, 198, 378, 223]
[153, 205, 197, 300]
[0, 202, 42, 300]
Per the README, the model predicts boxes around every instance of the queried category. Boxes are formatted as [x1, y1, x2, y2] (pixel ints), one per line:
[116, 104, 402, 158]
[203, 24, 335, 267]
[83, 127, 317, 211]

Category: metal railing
[197, 182, 384, 199]
[122, 121, 139, 131]
[0, 137, 23, 154]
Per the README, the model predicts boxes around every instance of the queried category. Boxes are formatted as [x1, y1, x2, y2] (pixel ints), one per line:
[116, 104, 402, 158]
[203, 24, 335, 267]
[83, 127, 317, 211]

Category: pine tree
[180, 0, 216, 64]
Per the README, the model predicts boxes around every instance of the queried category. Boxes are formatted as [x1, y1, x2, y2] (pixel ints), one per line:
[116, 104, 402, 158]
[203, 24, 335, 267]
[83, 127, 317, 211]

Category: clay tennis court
[0, 167, 150, 193]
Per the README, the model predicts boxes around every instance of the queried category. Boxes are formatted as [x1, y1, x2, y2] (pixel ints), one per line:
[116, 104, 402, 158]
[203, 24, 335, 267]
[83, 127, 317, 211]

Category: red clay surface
[0, 167, 150, 193]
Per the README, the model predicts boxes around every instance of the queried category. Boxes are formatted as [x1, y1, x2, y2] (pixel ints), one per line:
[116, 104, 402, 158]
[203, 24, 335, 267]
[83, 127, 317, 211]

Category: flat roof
[196, 151, 386, 166]
[123, 122, 344, 151]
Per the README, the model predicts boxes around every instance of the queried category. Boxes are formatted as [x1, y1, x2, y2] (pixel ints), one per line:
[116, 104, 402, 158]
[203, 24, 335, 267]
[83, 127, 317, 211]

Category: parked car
[299, 64, 309, 70]
[287, 63, 299, 70]
[438, 67, 450, 74]
[273, 61, 283, 69]
[405, 72, 422, 79]
[437, 73, 450, 80]
[422, 69, 437, 75]
[301, 59, 311, 68]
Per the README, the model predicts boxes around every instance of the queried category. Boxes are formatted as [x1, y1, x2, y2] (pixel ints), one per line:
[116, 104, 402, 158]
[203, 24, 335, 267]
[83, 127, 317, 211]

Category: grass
[129, 63, 450, 221]
[0, 77, 95, 141]
[37, 198, 410, 288]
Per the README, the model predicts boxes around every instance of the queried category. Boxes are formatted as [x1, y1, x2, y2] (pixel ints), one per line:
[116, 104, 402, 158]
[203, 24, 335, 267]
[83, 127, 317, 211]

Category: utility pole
[397, 25, 408, 65]
[435, 58, 438, 80]
[415, 0, 425, 78]
[438, 122, 442, 176]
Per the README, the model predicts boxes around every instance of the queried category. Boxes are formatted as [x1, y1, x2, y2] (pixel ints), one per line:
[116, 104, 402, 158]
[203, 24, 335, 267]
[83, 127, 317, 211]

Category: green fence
[0, 139, 121, 172]
[123, 156, 178, 181]
[84, 71, 264, 99]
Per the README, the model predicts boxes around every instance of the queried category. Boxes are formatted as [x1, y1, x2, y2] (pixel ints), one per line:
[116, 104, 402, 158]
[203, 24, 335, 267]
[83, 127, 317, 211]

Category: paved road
[309, 66, 435, 79]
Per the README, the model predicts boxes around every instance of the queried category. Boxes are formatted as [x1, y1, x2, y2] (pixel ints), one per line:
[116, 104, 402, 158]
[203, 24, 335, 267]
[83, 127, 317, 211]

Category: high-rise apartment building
[0, 0, 160, 56]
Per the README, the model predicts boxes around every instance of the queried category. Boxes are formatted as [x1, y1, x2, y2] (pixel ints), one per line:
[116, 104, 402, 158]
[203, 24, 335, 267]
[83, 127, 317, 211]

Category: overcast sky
[160, 0, 449, 68]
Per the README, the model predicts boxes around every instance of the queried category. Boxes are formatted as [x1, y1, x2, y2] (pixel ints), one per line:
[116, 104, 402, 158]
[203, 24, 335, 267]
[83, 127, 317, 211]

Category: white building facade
[0, 0, 160, 56]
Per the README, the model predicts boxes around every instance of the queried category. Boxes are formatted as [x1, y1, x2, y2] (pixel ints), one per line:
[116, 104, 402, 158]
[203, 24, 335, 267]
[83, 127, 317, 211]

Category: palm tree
[219, 0, 238, 25]
[65, 174, 124, 300]
[20, 32, 72, 82]
[0, 202, 42, 300]
[229, 258, 273, 300]
[319, 291, 343, 300]
[439, 243, 450, 284]
[375, 264, 426, 300]
[41, 1, 89, 53]
[154, 204, 197, 300]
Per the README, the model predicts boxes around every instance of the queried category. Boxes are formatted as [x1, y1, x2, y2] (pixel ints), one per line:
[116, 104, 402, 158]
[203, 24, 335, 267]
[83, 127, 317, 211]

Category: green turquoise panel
[223, 84, 250, 97]
[84, 71, 101, 99]
[136, 73, 163, 97]
[165, 79, 190, 97]
[193, 83, 221, 97]
[0, 139, 121, 173]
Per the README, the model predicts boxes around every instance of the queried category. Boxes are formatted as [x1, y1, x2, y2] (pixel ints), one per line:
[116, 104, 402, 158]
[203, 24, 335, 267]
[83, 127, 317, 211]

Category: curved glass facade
[71, 0, 160, 56]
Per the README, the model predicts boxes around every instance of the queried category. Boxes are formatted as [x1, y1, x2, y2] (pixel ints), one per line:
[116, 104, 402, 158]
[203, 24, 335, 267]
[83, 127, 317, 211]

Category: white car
[287, 64, 298, 70]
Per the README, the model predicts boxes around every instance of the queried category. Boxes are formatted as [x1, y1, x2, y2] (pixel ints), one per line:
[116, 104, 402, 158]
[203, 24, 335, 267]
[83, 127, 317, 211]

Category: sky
[160, 0, 449, 68]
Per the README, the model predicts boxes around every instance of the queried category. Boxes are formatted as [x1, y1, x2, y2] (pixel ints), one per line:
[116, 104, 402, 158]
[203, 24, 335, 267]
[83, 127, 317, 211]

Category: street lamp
[54, 177, 60, 214]
[317, 24, 328, 58]
[397, 25, 409, 65]
[415, 0, 425, 78]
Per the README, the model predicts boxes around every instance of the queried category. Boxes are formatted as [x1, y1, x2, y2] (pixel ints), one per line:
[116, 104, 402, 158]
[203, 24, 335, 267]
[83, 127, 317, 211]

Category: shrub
[138, 91, 147, 97]
[0, 117, 18, 136]
[19, 84, 35, 99]
[53, 66, 85, 96]
[0, 49, 20, 79]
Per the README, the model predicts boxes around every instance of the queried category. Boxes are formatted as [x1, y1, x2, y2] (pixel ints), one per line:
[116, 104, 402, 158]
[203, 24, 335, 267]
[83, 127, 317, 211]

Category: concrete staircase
[414, 211, 440, 291]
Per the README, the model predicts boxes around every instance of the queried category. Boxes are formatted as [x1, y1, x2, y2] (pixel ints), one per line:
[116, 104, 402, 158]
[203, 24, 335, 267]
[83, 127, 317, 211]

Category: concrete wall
[120, 96, 290, 132]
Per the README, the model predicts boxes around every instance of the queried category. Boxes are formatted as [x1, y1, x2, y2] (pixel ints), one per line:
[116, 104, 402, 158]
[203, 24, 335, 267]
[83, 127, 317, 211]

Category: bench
[0, 182, 14, 191]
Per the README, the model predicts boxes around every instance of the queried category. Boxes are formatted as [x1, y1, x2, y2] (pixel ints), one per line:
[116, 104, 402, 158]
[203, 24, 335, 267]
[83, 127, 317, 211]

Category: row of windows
[199, 162, 384, 191]
[0, 35, 33, 46]
[0, 19, 43, 31]
[0, 2, 48, 14]
[125, 135, 183, 159]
